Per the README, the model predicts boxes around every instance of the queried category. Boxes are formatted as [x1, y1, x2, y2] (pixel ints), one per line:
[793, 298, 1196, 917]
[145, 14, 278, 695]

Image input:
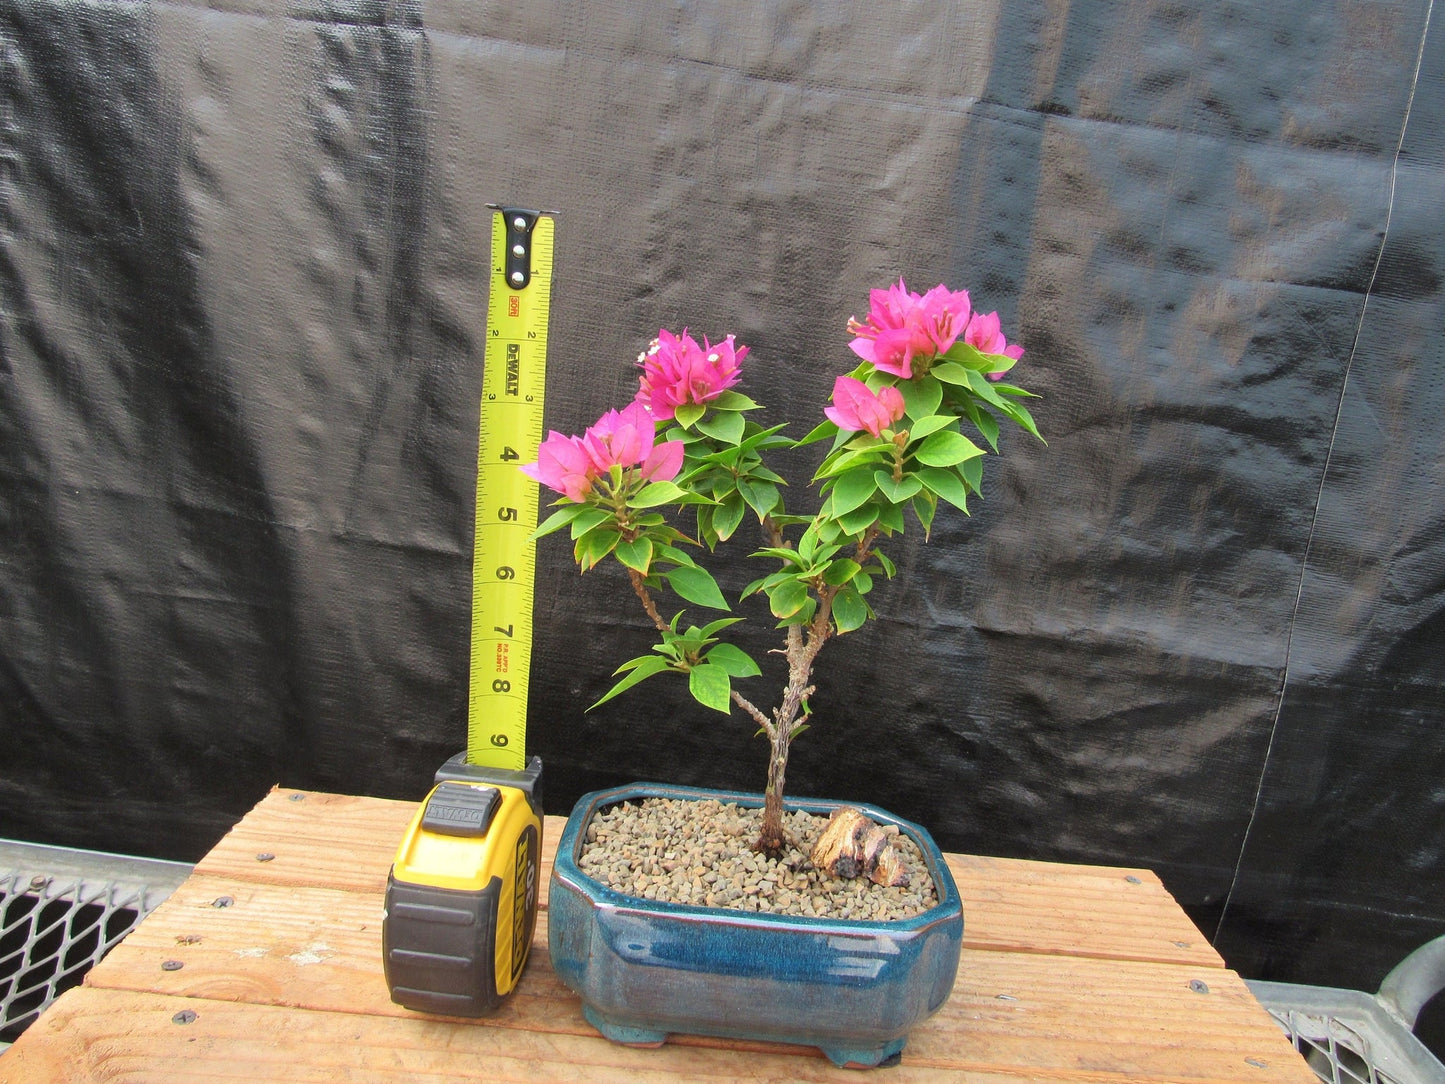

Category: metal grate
[1251, 981, 1445, 1084]
[0, 840, 192, 1048]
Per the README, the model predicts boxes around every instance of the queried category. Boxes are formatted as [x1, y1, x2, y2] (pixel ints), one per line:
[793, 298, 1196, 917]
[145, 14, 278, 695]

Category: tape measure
[468, 207, 554, 770]
[384, 207, 552, 1017]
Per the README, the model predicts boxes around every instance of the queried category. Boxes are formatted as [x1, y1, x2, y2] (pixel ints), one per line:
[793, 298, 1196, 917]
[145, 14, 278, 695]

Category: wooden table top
[0, 787, 1315, 1082]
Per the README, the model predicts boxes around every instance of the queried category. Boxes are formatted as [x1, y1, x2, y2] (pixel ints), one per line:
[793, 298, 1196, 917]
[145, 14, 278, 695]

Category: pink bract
[520, 431, 597, 502]
[521, 401, 684, 502]
[963, 310, 1025, 380]
[637, 329, 747, 421]
[824, 375, 906, 438]
[847, 279, 972, 379]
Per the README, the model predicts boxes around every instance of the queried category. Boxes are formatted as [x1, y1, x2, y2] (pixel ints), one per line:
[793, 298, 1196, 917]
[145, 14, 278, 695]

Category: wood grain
[0, 789, 1311, 1083]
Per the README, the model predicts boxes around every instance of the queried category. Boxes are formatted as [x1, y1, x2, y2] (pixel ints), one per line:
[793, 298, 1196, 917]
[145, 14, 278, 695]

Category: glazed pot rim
[553, 781, 963, 932]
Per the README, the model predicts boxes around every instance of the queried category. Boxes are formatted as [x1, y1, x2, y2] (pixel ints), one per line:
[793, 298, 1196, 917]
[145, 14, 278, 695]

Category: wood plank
[3, 973, 1311, 1084]
[199, 791, 1217, 967]
[950, 853, 1222, 968]
[86, 869, 1216, 1029]
[915, 949, 1312, 1082]
[191, 789, 417, 892]
[83, 873, 575, 1026]
[79, 873, 1309, 1082]
[0, 985, 1056, 1084]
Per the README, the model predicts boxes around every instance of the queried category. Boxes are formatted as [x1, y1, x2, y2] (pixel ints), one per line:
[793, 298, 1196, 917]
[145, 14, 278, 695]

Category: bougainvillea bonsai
[523, 279, 1040, 857]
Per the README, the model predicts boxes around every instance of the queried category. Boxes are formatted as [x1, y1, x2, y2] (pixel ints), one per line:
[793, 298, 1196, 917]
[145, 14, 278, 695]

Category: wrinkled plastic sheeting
[0, 0, 1441, 991]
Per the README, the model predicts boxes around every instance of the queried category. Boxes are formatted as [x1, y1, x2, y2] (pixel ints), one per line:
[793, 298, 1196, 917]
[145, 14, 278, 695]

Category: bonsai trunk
[754, 600, 833, 857]
[757, 723, 794, 856]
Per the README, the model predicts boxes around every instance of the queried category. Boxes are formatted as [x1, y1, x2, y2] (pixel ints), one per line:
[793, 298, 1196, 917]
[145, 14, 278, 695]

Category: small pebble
[577, 797, 939, 921]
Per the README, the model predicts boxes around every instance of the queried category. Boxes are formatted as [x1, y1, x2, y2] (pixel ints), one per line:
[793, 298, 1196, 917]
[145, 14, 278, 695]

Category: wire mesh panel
[1251, 981, 1445, 1084]
[0, 842, 191, 1046]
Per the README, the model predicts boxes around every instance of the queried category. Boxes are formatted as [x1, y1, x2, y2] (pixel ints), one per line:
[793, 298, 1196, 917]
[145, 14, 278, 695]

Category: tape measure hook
[490, 206, 542, 290]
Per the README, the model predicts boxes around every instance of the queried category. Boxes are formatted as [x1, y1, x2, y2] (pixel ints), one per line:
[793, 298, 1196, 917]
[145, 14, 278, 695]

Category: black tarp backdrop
[1, 0, 1441, 1002]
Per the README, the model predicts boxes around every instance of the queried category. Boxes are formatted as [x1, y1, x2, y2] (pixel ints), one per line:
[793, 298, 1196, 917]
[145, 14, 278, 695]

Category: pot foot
[582, 1005, 667, 1048]
[820, 1037, 906, 1069]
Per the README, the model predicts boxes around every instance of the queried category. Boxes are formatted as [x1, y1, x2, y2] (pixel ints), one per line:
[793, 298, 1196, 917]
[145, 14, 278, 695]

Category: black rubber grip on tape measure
[383, 873, 503, 1016]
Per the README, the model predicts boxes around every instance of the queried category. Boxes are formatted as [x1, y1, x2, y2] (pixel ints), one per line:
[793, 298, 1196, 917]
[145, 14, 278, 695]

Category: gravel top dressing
[577, 796, 939, 921]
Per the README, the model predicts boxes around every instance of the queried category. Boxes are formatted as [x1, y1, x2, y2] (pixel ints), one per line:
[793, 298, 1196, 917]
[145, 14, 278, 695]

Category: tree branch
[628, 568, 669, 632]
[731, 690, 773, 734]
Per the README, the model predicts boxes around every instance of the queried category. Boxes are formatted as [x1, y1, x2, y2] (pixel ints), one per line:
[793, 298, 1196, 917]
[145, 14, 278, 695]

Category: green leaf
[575, 527, 621, 570]
[994, 394, 1044, 441]
[899, 376, 943, 421]
[674, 402, 706, 428]
[917, 467, 971, 513]
[821, 558, 861, 586]
[778, 595, 817, 628]
[958, 397, 1000, 450]
[815, 445, 891, 481]
[829, 467, 878, 516]
[630, 481, 688, 508]
[737, 479, 780, 520]
[710, 391, 761, 411]
[876, 502, 904, 533]
[531, 504, 587, 541]
[568, 507, 612, 539]
[704, 643, 761, 677]
[941, 341, 996, 371]
[742, 569, 797, 598]
[768, 578, 809, 619]
[653, 544, 698, 567]
[753, 546, 807, 568]
[991, 382, 1040, 398]
[831, 586, 869, 634]
[699, 616, 744, 638]
[904, 413, 955, 441]
[873, 470, 923, 504]
[911, 491, 937, 535]
[796, 419, 838, 446]
[735, 423, 791, 454]
[697, 410, 746, 445]
[979, 351, 1018, 377]
[836, 502, 879, 535]
[961, 456, 984, 494]
[713, 492, 746, 541]
[873, 549, 897, 578]
[963, 367, 1011, 411]
[688, 664, 733, 713]
[930, 360, 972, 385]
[665, 564, 730, 610]
[613, 536, 654, 573]
[915, 430, 985, 468]
[590, 655, 672, 710]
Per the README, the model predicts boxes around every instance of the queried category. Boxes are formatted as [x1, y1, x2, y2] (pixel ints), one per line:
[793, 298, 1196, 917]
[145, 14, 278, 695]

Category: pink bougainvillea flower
[636, 329, 747, 420]
[917, 283, 973, 355]
[522, 401, 684, 502]
[825, 375, 907, 437]
[963, 310, 1025, 380]
[520, 431, 597, 502]
[582, 400, 686, 481]
[847, 279, 971, 379]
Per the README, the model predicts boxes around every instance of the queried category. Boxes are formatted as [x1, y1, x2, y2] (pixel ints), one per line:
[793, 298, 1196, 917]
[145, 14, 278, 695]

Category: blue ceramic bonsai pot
[548, 782, 964, 1068]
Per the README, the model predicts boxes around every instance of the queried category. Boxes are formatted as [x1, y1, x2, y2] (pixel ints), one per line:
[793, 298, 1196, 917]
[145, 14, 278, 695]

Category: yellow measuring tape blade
[467, 209, 554, 771]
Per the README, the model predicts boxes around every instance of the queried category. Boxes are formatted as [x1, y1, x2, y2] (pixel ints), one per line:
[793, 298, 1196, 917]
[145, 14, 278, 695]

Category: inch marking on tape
[467, 208, 554, 771]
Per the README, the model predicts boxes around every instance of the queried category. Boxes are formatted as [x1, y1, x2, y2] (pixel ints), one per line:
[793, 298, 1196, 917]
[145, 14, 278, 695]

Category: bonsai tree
[523, 279, 1040, 857]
